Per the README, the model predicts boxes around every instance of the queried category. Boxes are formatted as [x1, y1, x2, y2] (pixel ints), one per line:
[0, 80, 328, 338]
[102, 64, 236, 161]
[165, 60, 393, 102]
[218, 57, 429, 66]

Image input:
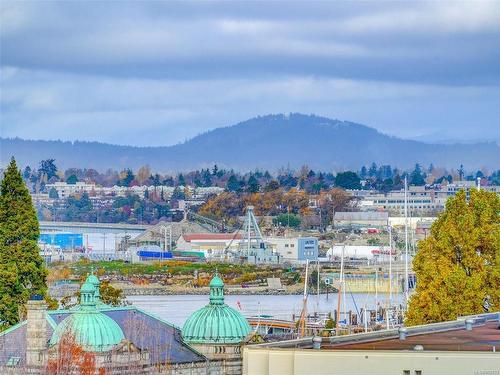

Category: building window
[415, 371, 422, 375]
[403, 371, 410, 375]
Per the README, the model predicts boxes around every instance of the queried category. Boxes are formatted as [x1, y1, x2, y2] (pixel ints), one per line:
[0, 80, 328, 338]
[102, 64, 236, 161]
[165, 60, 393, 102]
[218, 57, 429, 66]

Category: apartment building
[45, 181, 96, 198]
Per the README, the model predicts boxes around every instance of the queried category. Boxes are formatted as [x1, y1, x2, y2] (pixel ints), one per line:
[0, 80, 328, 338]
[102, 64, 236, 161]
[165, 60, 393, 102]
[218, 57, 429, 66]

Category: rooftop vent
[398, 327, 407, 341]
[312, 336, 322, 350]
[465, 318, 474, 331]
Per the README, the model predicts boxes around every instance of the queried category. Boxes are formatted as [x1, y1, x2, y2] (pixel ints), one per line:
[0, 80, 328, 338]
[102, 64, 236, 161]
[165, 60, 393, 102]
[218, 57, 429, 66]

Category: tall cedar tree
[0, 158, 48, 329]
[406, 189, 500, 326]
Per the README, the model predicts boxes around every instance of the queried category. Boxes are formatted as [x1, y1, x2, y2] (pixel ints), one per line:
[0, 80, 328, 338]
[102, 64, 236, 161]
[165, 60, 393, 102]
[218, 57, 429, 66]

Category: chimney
[26, 295, 47, 372]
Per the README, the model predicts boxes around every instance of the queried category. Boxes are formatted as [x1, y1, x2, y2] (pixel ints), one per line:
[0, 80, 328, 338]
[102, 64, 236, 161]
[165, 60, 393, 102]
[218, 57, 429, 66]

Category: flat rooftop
[252, 312, 500, 353]
[325, 320, 499, 352]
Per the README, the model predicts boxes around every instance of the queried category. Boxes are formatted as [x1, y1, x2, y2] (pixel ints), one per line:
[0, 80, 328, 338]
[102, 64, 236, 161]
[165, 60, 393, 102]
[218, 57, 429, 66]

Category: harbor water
[127, 293, 405, 327]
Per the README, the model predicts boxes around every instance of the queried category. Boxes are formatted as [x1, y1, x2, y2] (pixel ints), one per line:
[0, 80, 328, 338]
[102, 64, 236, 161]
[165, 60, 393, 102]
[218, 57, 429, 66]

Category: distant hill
[2, 114, 499, 171]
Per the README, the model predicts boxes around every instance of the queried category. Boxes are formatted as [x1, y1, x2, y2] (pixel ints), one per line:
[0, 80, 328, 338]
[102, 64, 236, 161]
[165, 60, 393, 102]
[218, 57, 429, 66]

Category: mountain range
[1, 114, 499, 172]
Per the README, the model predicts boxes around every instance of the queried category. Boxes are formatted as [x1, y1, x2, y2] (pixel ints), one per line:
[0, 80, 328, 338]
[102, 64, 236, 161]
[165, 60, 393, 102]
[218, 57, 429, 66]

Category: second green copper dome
[182, 275, 251, 344]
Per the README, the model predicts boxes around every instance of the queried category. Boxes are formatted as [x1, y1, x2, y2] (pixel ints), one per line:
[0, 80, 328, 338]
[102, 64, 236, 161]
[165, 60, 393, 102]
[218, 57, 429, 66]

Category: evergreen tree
[118, 169, 134, 187]
[273, 213, 301, 229]
[247, 175, 260, 193]
[66, 174, 78, 184]
[0, 158, 48, 330]
[38, 159, 58, 180]
[194, 176, 203, 187]
[23, 166, 31, 180]
[162, 176, 174, 187]
[409, 163, 425, 186]
[335, 171, 361, 189]
[458, 164, 465, 180]
[406, 189, 500, 326]
[359, 166, 367, 179]
[171, 187, 185, 200]
[368, 162, 378, 178]
[177, 173, 186, 187]
[150, 173, 161, 186]
[201, 169, 212, 187]
[226, 175, 240, 192]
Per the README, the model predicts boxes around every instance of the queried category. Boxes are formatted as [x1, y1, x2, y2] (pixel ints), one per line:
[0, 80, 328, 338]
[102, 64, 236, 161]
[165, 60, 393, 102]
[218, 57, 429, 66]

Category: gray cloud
[1, 1, 500, 146]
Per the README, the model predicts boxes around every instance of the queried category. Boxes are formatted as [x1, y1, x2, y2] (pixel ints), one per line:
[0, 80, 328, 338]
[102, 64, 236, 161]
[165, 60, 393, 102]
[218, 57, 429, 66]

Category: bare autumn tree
[46, 333, 97, 375]
[317, 188, 355, 227]
[136, 165, 152, 185]
[122, 312, 176, 373]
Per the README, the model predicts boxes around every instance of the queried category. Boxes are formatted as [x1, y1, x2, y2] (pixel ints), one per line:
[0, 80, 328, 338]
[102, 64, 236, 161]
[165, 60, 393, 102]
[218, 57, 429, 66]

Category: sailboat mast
[375, 268, 378, 322]
[299, 259, 309, 337]
[316, 259, 320, 314]
[388, 225, 393, 307]
[336, 245, 345, 334]
[404, 176, 409, 305]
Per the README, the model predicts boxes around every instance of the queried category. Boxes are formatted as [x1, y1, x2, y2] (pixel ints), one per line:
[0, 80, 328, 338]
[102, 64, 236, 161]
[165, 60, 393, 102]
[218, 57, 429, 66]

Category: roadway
[39, 221, 152, 234]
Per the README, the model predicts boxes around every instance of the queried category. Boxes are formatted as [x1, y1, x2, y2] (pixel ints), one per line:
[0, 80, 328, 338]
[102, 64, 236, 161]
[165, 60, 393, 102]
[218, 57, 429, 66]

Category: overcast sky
[1, 1, 500, 146]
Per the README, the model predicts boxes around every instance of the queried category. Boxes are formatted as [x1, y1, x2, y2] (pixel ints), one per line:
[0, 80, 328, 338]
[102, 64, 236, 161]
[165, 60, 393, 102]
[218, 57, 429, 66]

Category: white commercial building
[266, 237, 318, 263]
[327, 245, 393, 260]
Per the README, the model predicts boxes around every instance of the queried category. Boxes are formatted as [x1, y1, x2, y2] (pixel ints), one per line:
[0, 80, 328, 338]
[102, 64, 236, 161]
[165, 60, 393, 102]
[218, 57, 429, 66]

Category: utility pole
[169, 225, 172, 252]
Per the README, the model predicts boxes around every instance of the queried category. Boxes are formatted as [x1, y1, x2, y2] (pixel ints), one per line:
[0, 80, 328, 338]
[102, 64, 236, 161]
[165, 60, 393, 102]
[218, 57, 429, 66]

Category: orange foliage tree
[46, 333, 99, 375]
[199, 187, 353, 228]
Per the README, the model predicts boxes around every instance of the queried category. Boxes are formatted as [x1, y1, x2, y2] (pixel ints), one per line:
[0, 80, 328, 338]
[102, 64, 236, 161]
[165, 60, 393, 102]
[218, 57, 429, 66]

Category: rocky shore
[113, 283, 306, 296]
[50, 282, 336, 298]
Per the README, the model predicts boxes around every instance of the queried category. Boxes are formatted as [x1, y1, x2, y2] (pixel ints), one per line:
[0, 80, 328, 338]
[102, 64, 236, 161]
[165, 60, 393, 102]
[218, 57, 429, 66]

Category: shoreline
[49, 283, 339, 298]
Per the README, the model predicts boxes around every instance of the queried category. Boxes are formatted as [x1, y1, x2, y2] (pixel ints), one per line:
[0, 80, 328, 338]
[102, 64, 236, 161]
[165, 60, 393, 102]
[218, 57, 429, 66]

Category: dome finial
[209, 273, 224, 305]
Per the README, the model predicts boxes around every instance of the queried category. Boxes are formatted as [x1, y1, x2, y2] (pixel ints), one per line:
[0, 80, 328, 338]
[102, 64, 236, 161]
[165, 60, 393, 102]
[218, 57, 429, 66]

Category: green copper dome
[49, 280, 124, 352]
[182, 275, 251, 344]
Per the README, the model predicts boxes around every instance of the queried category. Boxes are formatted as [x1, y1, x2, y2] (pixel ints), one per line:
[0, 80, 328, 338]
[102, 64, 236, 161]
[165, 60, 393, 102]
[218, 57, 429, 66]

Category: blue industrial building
[137, 249, 173, 260]
[39, 233, 83, 249]
[297, 237, 318, 261]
